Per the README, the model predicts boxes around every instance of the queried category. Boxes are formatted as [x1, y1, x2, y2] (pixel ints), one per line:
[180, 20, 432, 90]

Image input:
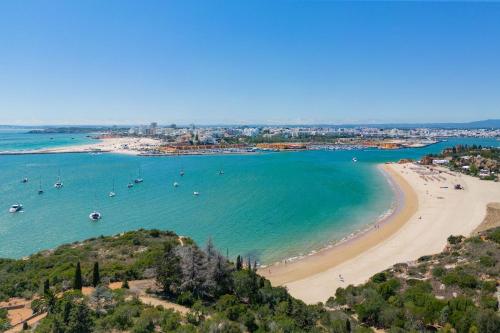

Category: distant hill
[2, 119, 500, 130]
[333, 119, 500, 129]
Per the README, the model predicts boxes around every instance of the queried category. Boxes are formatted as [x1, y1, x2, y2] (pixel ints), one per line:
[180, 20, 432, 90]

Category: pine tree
[66, 302, 94, 333]
[122, 279, 129, 289]
[73, 261, 82, 290]
[156, 241, 181, 295]
[92, 262, 100, 287]
[176, 245, 206, 298]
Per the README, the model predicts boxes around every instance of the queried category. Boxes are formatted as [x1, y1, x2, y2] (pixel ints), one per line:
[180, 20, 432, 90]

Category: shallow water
[0, 134, 497, 263]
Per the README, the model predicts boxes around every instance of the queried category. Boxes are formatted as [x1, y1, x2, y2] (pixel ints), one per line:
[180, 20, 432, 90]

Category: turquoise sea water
[0, 133, 498, 263]
[0, 129, 95, 151]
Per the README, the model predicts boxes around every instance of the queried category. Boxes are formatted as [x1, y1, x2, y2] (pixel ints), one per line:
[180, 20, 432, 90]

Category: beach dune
[260, 163, 500, 304]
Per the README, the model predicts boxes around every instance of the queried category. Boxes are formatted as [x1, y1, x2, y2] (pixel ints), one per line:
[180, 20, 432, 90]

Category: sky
[0, 0, 499, 125]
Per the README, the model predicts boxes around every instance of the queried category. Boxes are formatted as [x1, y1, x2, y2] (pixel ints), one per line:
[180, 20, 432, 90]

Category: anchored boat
[9, 204, 23, 213]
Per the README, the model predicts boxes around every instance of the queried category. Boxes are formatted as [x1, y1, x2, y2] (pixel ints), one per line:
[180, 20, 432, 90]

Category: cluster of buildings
[125, 123, 500, 142]
[421, 147, 499, 180]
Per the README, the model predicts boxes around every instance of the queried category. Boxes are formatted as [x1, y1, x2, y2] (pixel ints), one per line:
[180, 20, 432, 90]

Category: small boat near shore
[193, 191, 200, 196]
[173, 182, 179, 187]
[9, 204, 23, 213]
[21, 177, 28, 183]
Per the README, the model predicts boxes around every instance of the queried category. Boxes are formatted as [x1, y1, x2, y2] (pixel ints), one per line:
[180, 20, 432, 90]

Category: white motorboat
[193, 191, 200, 196]
[127, 182, 134, 188]
[352, 157, 358, 163]
[173, 182, 179, 187]
[21, 177, 28, 183]
[9, 204, 23, 213]
[89, 211, 102, 221]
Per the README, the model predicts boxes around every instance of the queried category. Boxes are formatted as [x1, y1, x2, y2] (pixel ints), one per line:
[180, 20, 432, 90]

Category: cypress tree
[236, 255, 242, 270]
[73, 261, 82, 290]
[43, 279, 50, 294]
[92, 262, 100, 287]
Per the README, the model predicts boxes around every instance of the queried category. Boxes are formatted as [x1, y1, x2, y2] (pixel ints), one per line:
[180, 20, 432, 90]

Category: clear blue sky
[0, 0, 499, 125]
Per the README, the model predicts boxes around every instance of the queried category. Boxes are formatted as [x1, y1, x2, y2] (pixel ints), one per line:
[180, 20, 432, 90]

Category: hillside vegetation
[1, 227, 499, 332]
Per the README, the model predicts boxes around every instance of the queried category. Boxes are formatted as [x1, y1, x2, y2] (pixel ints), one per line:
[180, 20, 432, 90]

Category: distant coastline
[0, 135, 441, 157]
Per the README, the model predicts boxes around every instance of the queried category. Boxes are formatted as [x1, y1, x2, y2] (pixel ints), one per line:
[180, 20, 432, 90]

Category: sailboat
[180, 169, 185, 177]
[109, 178, 116, 197]
[21, 177, 28, 183]
[173, 182, 179, 188]
[54, 170, 63, 189]
[38, 178, 44, 195]
[134, 167, 144, 183]
[219, 169, 224, 175]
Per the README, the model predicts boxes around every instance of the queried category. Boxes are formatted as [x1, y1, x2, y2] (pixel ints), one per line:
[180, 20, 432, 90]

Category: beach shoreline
[258, 163, 417, 285]
[261, 162, 500, 304]
[0, 137, 262, 157]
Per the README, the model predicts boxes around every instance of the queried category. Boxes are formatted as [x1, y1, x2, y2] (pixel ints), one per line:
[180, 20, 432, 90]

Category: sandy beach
[0, 137, 163, 156]
[260, 162, 500, 304]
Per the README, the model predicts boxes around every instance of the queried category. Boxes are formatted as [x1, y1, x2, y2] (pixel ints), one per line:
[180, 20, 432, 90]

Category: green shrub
[479, 256, 496, 267]
[488, 229, 500, 244]
[447, 235, 464, 245]
[177, 291, 195, 306]
[371, 272, 387, 283]
[432, 266, 445, 277]
[480, 296, 498, 310]
[481, 280, 497, 293]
